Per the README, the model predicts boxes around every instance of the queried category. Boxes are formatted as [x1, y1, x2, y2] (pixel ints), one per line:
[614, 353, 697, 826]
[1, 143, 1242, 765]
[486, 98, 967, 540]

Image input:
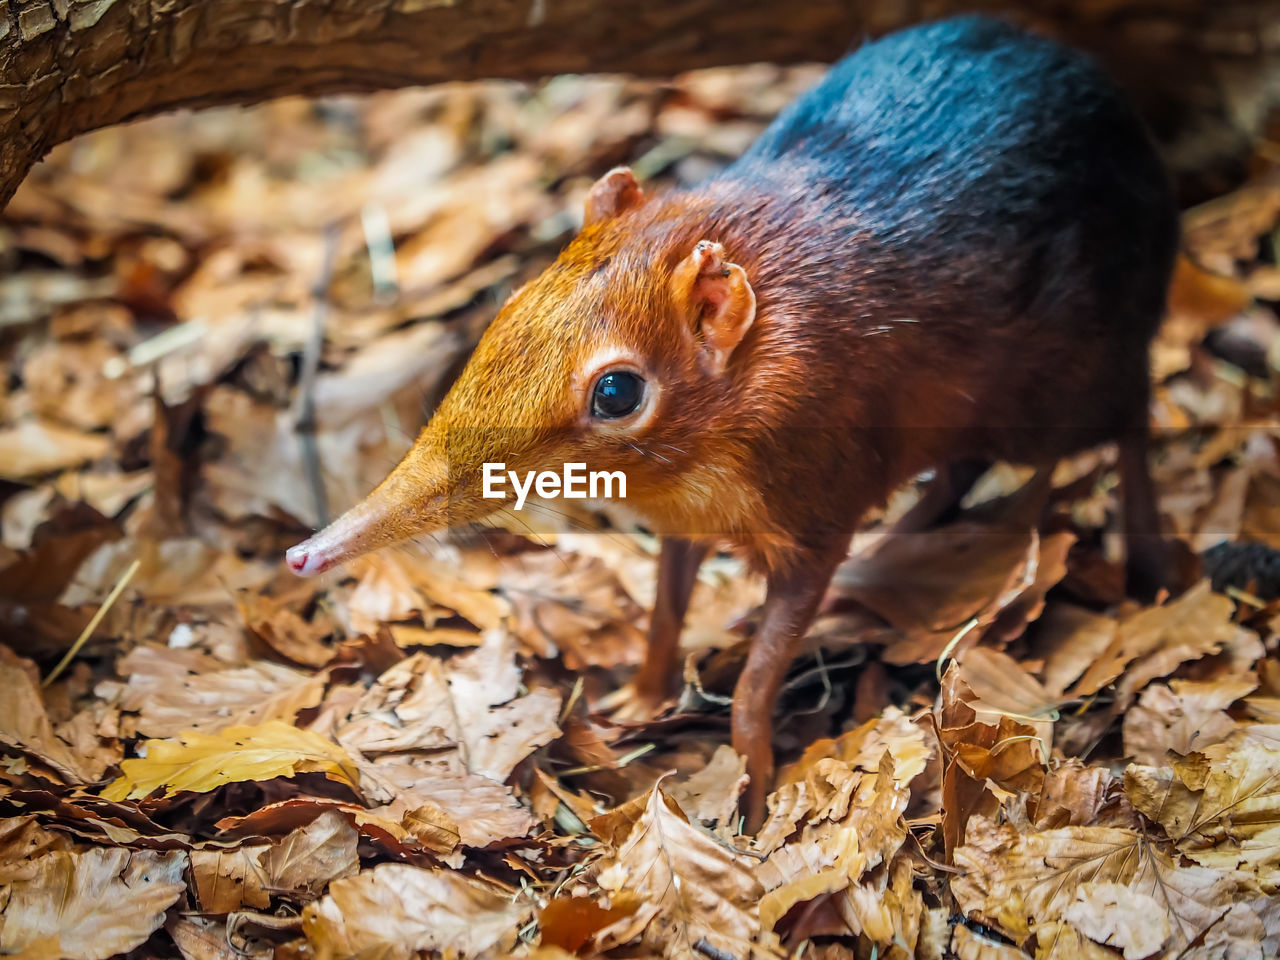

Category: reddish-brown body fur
[289, 17, 1178, 827]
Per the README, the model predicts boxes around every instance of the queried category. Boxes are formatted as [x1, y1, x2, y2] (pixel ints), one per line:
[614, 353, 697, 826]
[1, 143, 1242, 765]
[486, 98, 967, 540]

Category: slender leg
[1119, 426, 1169, 601]
[733, 544, 846, 830]
[632, 537, 710, 706]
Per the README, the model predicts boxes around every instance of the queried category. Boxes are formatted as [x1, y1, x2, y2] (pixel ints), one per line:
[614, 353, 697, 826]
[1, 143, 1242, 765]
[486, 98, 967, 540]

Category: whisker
[498, 507, 575, 576]
[624, 439, 671, 464]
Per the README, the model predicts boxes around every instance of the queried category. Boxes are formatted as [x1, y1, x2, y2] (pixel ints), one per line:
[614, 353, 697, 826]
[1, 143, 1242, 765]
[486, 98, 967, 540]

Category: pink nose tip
[286, 542, 329, 576]
[286, 546, 309, 573]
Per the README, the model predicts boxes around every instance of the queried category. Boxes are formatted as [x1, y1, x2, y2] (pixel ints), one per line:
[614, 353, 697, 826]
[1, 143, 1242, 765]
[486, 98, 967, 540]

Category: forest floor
[2, 65, 1280, 960]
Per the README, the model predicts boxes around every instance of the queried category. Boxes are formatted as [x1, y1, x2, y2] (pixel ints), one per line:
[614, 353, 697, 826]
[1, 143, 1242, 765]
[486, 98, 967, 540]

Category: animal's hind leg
[890, 459, 991, 535]
[1119, 422, 1170, 601]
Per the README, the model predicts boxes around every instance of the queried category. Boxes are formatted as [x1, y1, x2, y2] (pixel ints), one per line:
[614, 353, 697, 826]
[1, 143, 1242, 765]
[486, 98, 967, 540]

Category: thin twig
[44, 558, 141, 686]
[935, 616, 980, 683]
[560, 742, 656, 776]
[560, 675, 585, 723]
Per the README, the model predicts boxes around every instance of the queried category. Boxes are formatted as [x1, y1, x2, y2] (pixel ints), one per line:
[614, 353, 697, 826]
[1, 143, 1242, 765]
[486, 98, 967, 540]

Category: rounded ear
[584, 167, 644, 226]
[670, 240, 756, 375]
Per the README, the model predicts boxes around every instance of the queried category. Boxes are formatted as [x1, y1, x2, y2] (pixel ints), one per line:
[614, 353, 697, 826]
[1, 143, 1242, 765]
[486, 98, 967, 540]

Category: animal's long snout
[286, 438, 449, 576]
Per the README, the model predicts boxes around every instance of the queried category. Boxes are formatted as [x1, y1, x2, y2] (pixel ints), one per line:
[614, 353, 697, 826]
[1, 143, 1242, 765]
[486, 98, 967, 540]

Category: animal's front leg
[733, 543, 847, 830]
[600, 536, 709, 720]
[636, 537, 710, 703]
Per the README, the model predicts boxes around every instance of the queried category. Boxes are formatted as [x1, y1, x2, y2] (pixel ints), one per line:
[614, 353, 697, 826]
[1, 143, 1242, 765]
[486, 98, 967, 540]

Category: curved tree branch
[2, 0, 1278, 207]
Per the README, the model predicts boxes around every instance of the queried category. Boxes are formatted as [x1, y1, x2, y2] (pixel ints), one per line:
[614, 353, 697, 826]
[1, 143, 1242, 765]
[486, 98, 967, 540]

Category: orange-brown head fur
[287, 167, 830, 577]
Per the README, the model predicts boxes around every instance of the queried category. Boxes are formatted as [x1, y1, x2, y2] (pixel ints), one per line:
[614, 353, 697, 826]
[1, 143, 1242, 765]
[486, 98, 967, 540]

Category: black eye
[591, 371, 645, 419]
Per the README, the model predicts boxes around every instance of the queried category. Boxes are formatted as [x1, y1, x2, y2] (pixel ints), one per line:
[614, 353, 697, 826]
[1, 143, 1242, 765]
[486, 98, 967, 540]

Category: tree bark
[2, 0, 1278, 208]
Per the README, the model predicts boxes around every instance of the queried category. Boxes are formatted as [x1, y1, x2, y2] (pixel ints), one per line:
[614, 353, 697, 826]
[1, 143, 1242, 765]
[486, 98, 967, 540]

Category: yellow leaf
[101, 720, 359, 801]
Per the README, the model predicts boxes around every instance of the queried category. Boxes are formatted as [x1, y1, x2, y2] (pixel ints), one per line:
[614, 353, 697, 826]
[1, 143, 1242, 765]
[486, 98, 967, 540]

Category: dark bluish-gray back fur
[729, 15, 1177, 340]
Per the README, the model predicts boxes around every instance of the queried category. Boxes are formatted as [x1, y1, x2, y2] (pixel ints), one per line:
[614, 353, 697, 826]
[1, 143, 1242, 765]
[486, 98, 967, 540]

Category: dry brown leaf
[1200, 896, 1280, 960]
[302, 863, 526, 959]
[215, 796, 458, 858]
[167, 915, 267, 960]
[238, 595, 337, 667]
[1027, 922, 1114, 960]
[190, 845, 271, 912]
[935, 667, 1046, 857]
[311, 321, 464, 428]
[53, 707, 122, 782]
[499, 549, 647, 669]
[949, 715, 1045, 796]
[260, 808, 359, 896]
[776, 706, 931, 792]
[342, 553, 439, 634]
[835, 523, 1034, 630]
[1033, 762, 1125, 830]
[953, 816, 1249, 954]
[982, 530, 1075, 648]
[591, 784, 780, 960]
[360, 756, 535, 847]
[386, 623, 486, 648]
[5, 937, 67, 960]
[668, 744, 748, 827]
[1070, 581, 1237, 700]
[836, 523, 1043, 664]
[0, 659, 97, 783]
[335, 632, 560, 781]
[400, 803, 463, 853]
[1032, 604, 1120, 697]
[756, 753, 911, 941]
[955, 647, 1060, 748]
[0, 816, 70, 881]
[344, 551, 512, 637]
[464, 687, 562, 781]
[1166, 254, 1251, 330]
[117, 644, 329, 738]
[102, 720, 358, 801]
[948, 923, 1034, 958]
[1122, 676, 1256, 764]
[0, 419, 113, 481]
[0, 848, 185, 959]
[334, 653, 459, 754]
[201, 385, 376, 529]
[538, 895, 642, 954]
[1124, 738, 1280, 884]
[23, 338, 141, 433]
[1061, 882, 1170, 959]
